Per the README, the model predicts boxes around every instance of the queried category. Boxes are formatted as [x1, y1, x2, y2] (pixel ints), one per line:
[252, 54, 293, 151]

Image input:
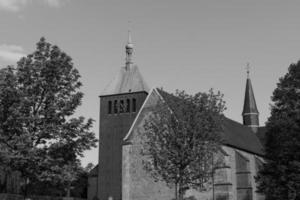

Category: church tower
[242, 65, 259, 133]
[98, 32, 149, 200]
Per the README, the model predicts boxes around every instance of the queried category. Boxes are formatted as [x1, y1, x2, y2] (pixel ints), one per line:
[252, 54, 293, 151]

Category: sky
[0, 0, 300, 166]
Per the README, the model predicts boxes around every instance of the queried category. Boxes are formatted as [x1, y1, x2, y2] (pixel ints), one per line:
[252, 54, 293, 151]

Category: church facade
[88, 34, 266, 200]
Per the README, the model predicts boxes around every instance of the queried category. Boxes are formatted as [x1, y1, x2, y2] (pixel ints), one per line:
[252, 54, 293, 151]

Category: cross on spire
[246, 62, 250, 78]
[128, 20, 132, 44]
[242, 62, 259, 132]
[128, 30, 132, 44]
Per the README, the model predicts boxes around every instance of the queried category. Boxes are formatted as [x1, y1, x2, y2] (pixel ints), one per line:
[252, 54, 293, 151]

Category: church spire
[125, 30, 133, 70]
[242, 63, 259, 133]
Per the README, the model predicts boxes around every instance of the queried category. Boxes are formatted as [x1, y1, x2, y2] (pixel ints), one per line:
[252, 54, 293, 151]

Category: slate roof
[101, 65, 149, 96]
[242, 78, 259, 115]
[256, 127, 267, 146]
[222, 118, 264, 156]
[157, 89, 264, 156]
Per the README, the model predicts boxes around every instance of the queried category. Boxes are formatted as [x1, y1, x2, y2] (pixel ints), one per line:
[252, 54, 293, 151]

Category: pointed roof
[101, 32, 149, 96]
[242, 77, 259, 115]
[101, 65, 149, 96]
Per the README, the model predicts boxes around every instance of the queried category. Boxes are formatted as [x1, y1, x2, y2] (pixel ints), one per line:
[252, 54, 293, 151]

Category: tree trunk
[211, 153, 215, 200]
[23, 177, 29, 200]
[178, 182, 184, 200]
[175, 182, 178, 200]
[0, 173, 8, 193]
[66, 183, 71, 197]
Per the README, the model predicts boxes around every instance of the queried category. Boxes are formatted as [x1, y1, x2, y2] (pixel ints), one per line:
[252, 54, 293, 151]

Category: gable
[124, 88, 264, 156]
[123, 88, 160, 142]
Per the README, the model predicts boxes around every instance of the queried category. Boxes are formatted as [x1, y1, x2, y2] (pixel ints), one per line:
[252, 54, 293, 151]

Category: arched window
[235, 151, 252, 200]
[255, 157, 263, 173]
[108, 101, 112, 114]
[114, 100, 118, 114]
[132, 98, 136, 112]
[120, 100, 125, 113]
[126, 99, 130, 113]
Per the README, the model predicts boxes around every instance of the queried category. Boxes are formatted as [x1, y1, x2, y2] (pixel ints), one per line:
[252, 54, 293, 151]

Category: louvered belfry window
[108, 101, 112, 114]
[120, 100, 125, 113]
[132, 98, 136, 112]
[126, 99, 130, 113]
[114, 100, 118, 114]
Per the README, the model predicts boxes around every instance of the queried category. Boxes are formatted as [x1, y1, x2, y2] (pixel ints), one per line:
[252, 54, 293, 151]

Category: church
[87, 34, 266, 200]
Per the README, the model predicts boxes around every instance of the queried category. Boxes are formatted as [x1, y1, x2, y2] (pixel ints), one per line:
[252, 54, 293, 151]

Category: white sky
[0, 0, 299, 166]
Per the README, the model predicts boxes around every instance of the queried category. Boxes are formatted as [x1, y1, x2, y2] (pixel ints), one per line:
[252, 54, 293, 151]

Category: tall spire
[242, 63, 259, 133]
[125, 30, 133, 70]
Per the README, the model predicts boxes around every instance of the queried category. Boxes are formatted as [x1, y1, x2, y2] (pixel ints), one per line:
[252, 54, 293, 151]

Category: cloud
[0, 0, 28, 12]
[0, 44, 26, 62]
[0, 0, 68, 12]
[43, 0, 66, 7]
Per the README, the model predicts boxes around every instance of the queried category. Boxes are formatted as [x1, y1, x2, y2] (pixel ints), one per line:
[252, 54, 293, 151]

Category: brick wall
[98, 92, 148, 200]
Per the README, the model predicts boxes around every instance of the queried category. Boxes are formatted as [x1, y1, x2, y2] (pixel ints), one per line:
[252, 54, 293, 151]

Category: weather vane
[246, 62, 250, 78]
[128, 20, 132, 32]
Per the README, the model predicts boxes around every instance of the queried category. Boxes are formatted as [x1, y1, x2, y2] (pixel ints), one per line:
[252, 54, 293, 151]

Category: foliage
[142, 89, 226, 200]
[71, 163, 95, 198]
[25, 162, 93, 198]
[256, 60, 300, 200]
[0, 37, 97, 196]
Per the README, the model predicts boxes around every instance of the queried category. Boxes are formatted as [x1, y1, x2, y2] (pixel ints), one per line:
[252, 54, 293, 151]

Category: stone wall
[122, 89, 265, 200]
[123, 138, 264, 200]
[122, 136, 174, 200]
[122, 90, 212, 200]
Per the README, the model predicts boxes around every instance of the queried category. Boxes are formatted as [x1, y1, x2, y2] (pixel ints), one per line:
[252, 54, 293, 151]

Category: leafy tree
[142, 89, 226, 200]
[0, 37, 97, 197]
[256, 61, 300, 200]
[71, 163, 95, 198]
[84, 162, 95, 172]
[0, 66, 23, 194]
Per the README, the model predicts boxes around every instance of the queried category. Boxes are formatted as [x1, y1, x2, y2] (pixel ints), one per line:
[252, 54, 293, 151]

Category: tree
[70, 163, 95, 198]
[256, 61, 300, 200]
[0, 37, 97, 197]
[142, 89, 226, 200]
[0, 66, 23, 194]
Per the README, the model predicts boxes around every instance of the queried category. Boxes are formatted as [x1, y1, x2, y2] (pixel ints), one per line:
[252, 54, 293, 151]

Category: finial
[125, 27, 133, 70]
[128, 30, 132, 45]
[126, 21, 133, 47]
[246, 62, 250, 78]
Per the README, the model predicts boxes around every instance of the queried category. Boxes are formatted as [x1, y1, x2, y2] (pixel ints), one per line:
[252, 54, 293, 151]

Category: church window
[212, 150, 231, 200]
[108, 101, 112, 114]
[255, 157, 263, 173]
[132, 98, 136, 112]
[126, 99, 130, 112]
[120, 100, 125, 113]
[235, 151, 252, 200]
[114, 100, 118, 114]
